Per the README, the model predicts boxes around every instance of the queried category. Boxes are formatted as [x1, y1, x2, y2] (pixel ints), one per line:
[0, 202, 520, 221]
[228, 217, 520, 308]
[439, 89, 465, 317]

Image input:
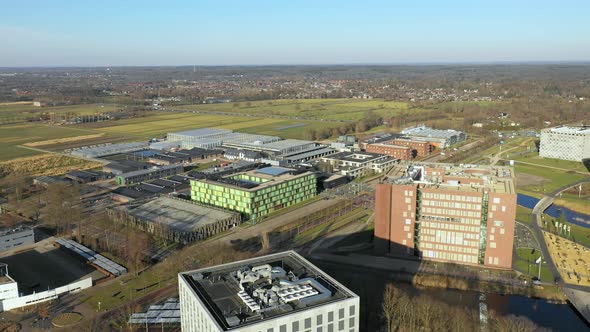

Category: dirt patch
[515, 172, 550, 187]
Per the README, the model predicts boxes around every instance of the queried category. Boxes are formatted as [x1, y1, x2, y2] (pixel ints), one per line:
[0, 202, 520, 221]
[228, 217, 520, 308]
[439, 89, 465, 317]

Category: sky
[1, 0, 590, 67]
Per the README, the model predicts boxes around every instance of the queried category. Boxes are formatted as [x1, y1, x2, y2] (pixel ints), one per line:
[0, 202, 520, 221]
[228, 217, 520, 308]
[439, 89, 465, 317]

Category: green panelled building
[190, 167, 317, 221]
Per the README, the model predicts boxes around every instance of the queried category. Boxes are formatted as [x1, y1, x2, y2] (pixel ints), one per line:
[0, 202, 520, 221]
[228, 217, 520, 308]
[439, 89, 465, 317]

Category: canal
[517, 193, 590, 227]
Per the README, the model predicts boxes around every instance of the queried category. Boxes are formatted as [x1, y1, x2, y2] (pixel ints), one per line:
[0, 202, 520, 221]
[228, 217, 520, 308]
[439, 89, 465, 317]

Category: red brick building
[374, 163, 516, 269]
[365, 143, 412, 160]
[391, 138, 435, 157]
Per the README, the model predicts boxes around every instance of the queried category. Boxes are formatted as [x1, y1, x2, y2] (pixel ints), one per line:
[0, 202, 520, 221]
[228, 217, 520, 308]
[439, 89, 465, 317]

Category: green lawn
[514, 248, 554, 281]
[515, 163, 587, 194]
[516, 206, 533, 225]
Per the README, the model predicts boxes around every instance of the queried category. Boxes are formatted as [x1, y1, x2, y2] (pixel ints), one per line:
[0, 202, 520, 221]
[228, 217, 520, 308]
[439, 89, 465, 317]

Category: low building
[33, 176, 71, 187]
[110, 196, 241, 244]
[70, 142, 149, 158]
[539, 125, 590, 161]
[191, 166, 317, 221]
[401, 125, 467, 148]
[321, 152, 397, 178]
[0, 226, 34, 252]
[178, 251, 360, 332]
[0, 265, 18, 302]
[149, 148, 222, 165]
[65, 170, 108, 183]
[103, 160, 151, 175]
[319, 173, 350, 190]
[116, 165, 183, 185]
[224, 149, 264, 162]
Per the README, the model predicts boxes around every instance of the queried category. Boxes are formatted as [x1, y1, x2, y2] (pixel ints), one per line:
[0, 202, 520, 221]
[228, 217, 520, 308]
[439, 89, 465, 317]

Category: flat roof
[169, 128, 232, 138]
[323, 151, 390, 163]
[545, 125, 590, 135]
[194, 168, 314, 192]
[179, 251, 357, 331]
[255, 166, 292, 176]
[387, 162, 515, 194]
[128, 197, 238, 232]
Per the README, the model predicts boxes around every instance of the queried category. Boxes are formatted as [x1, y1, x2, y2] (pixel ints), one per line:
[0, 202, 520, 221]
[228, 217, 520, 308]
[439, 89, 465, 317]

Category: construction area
[109, 196, 241, 244]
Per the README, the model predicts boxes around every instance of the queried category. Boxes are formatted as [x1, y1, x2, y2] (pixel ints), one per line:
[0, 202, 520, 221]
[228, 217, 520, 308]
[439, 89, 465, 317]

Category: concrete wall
[0, 277, 92, 312]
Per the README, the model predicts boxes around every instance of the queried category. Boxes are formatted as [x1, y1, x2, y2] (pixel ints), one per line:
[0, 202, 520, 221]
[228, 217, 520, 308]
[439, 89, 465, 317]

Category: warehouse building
[167, 128, 281, 150]
[401, 125, 466, 148]
[0, 226, 34, 252]
[191, 167, 317, 221]
[178, 251, 359, 332]
[321, 152, 398, 178]
[539, 125, 590, 161]
[148, 148, 223, 165]
[110, 196, 241, 244]
[375, 163, 516, 269]
[103, 160, 151, 175]
[116, 165, 183, 185]
[70, 142, 149, 158]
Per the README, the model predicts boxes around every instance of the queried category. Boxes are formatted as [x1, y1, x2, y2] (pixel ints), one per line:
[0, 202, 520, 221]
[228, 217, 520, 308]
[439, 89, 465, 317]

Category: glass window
[280, 325, 287, 332]
[293, 321, 300, 332]
[305, 318, 312, 329]
[338, 320, 345, 331]
[339, 308, 344, 319]
[317, 315, 323, 325]
[328, 312, 334, 322]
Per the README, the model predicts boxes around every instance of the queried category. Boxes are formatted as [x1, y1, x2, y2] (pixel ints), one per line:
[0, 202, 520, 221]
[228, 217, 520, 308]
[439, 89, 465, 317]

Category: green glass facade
[190, 173, 317, 221]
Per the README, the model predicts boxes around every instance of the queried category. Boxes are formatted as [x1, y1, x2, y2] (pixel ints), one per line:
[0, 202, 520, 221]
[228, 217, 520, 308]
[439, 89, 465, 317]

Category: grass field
[176, 98, 409, 121]
[514, 162, 588, 196]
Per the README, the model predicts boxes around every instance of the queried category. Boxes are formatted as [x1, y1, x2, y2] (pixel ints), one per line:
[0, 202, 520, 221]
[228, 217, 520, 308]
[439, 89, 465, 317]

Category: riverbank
[311, 253, 567, 302]
[411, 273, 566, 302]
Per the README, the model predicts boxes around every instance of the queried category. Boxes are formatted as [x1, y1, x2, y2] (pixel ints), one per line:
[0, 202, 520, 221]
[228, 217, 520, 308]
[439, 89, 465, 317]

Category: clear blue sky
[2, 0, 589, 66]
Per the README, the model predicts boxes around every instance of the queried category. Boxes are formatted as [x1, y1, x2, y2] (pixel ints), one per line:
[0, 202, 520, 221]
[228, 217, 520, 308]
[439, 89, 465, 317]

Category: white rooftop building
[539, 125, 590, 161]
[178, 251, 359, 332]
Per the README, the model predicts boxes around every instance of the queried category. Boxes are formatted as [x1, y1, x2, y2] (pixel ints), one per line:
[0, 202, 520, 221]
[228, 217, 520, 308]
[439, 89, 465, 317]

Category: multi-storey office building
[539, 125, 590, 161]
[191, 167, 317, 221]
[375, 163, 516, 269]
[391, 138, 435, 157]
[178, 251, 360, 332]
[365, 142, 412, 160]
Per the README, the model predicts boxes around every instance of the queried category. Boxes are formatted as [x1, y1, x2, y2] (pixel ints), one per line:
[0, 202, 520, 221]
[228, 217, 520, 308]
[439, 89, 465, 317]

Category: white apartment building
[178, 251, 359, 332]
[539, 125, 590, 161]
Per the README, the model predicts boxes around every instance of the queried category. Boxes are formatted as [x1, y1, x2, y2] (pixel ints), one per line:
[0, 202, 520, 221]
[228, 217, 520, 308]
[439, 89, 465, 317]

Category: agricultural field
[75, 112, 345, 140]
[0, 123, 109, 161]
[0, 103, 119, 123]
[176, 98, 410, 121]
[0, 154, 102, 178]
